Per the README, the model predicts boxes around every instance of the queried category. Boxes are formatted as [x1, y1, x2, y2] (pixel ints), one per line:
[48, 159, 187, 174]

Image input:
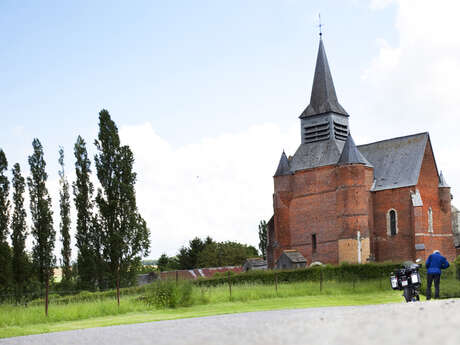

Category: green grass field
[0, 279, 406, 339]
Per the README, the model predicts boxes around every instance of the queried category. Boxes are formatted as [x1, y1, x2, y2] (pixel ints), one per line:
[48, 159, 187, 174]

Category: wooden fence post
[275, 271, 278, 294]
[176, 271, 178, 286]
[45, 272, 49, 317]
[320, 269, 323, 292]
[228, 271, 232, 300]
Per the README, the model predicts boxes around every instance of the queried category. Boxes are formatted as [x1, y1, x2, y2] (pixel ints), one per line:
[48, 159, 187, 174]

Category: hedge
[195, 262, 402, 287]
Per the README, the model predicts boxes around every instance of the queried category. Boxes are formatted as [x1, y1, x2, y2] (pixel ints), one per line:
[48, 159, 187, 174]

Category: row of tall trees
[0, 110, 150, 304]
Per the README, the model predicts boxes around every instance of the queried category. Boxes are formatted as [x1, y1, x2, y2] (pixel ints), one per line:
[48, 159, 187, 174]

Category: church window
[428, 207, 433, 233]
[312, 234, 317, 253]
[387, 209, 398, 236]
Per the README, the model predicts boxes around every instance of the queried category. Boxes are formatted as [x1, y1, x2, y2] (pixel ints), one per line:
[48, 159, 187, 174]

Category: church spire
[274, 151, 291, 176]
[300, 38, 348, 118]
[337, 134, 371, 166]
[439, 171, 449, 188]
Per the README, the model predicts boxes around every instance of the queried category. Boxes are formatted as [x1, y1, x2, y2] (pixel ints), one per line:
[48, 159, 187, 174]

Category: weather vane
[318, 13, 323, 38]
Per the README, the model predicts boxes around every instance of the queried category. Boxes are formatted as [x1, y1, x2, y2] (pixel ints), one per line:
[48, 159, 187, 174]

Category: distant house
[137, 271, 158, 286]
[158, 266, 243, 281]
[275, 250, 307, 270]
[242, 258, 267, 272]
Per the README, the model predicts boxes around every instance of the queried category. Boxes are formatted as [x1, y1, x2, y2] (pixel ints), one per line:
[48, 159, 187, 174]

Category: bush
[142, 281, 193, 309]
[454, 255, 460, 280]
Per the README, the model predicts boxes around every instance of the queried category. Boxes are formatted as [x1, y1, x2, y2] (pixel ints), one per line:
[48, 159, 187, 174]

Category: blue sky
[1, 1, 396, 149]
[2, 0, 459, 259]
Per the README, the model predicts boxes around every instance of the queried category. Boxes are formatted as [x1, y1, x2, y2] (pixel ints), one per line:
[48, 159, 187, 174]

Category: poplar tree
[11, 163, 28, 302]
[28, 139, 55, 315]
[258, 220, 268, 260]
[73, 136, 98, 290]
[94, 109, 150, 303]
[0, 149, 12, 294]
[58, 147, 72, 285]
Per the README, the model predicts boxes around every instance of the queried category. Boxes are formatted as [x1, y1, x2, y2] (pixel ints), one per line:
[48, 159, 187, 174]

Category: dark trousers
[426, 273, 441, 300]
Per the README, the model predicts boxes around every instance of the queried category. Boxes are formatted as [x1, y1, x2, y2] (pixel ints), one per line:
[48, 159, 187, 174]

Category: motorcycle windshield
[402, 261, 418, 269]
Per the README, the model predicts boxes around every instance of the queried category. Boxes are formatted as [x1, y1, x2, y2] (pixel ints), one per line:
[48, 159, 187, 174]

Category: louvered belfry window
[304, 121, 330, 143]
[333, 121, 348, 141]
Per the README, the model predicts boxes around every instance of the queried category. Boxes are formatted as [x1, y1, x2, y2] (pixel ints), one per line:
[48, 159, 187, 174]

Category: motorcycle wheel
[403, 287, 412, 302]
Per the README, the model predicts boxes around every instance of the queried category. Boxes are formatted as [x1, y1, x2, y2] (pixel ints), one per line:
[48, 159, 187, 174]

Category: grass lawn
[0, 283, 404, 339]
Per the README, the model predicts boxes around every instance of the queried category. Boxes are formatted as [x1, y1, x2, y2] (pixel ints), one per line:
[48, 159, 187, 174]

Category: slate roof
[290, 139, 345, 172]
[358, 132, 429, 191]
[243, 258, 267, 269]
[282, 250, 307, 263]
[338, 134, 372, 166]
[274, 151, 291, 176]
[300, 39, 348, 118]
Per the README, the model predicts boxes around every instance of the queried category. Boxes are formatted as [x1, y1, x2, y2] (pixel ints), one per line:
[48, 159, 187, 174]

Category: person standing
[425, 250, 450, 300]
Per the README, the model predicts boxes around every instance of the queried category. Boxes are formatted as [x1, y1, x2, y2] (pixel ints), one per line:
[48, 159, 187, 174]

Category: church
[266, 37, 457, 268]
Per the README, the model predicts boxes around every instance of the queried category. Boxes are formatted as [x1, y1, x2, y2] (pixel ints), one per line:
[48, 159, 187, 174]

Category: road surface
[2, 299, 459, 345]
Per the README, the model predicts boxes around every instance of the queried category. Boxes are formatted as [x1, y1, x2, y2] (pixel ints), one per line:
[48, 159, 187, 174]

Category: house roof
[244, 258, 267, 267]
[300, 38, 348, 118]
[281, 250, 307, 263]
[338, 134, 372, 167]
[358, 132, 429, 191]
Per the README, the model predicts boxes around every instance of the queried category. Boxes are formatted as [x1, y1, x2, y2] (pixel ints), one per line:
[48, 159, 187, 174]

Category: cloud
[360, 0, 460, 199]
[119, 122, 298, 258]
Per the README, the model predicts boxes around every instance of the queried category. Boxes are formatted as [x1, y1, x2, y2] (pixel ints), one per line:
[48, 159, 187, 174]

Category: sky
[1, 0, 460, 260]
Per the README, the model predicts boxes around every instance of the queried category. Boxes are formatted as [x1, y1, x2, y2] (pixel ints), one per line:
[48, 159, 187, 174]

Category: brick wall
[373, 186, 414, 262]
[414, 140, 456, 261]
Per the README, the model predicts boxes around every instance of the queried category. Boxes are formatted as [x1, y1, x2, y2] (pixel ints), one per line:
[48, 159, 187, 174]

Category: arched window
[428, 207, 433, 233]
[387, 209, 398, 236]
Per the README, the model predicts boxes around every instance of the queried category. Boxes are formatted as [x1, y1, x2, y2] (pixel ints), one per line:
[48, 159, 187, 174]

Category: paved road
[2, 299, 460, 345]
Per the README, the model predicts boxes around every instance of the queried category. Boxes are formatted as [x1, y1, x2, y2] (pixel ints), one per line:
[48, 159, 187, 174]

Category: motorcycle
[390, 259, 422, 302]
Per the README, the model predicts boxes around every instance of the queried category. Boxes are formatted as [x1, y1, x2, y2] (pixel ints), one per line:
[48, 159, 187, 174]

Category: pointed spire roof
[274, 151, 291, 176]
[439, 171, 449, 188]
[338, 134, 372, 166]
[300, 38, 348, 118]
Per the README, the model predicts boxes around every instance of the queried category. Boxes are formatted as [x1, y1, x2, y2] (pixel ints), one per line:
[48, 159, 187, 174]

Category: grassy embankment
[1, 279, 403, 338]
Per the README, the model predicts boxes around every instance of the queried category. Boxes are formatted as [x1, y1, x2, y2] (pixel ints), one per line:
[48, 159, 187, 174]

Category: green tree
[73, 136, 99, 290]
[28, 139, 55, 315]
[157, 253, 170, 272]
[258, 220, 268, 260]
[94, 109, 150, 303]
[176, 236, 215, 269]
[11, 163, 29, 302]
[196, 241, 258, 268]
[0, 149, 12, 294]
[58, 147, 72, 285]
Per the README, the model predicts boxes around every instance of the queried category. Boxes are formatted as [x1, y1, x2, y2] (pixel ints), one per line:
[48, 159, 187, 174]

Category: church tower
[269, 37, 375, 267]
[289, 37, 350, 173]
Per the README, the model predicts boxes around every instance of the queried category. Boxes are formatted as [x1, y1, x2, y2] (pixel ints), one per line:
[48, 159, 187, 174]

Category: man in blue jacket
[425, 250, 450, 300]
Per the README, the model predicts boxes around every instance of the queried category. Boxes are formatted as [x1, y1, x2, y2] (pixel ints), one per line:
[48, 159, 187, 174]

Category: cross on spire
[318, 13, 323, 38]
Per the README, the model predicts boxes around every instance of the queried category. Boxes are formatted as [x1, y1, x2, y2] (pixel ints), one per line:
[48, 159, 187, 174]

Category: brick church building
[267, 37, 457, 268]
